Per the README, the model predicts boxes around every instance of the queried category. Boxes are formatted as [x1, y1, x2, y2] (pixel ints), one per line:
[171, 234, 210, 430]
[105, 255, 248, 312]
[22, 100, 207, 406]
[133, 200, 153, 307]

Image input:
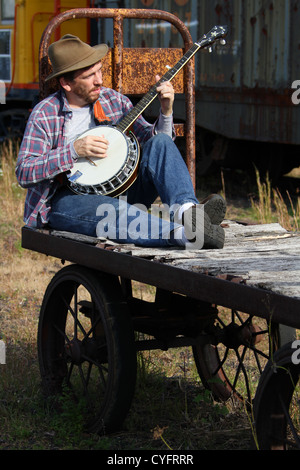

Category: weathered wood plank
[48, 221, 300, 300]
[112, 221, 300, 300]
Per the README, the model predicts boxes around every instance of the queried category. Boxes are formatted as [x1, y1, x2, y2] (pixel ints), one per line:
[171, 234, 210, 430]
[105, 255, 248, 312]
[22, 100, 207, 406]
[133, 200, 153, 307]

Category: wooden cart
[22, 220, 300, 447]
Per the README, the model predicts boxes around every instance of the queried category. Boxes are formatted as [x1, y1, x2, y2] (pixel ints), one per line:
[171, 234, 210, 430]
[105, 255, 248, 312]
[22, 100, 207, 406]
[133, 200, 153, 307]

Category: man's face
[63, 61, 103, 107]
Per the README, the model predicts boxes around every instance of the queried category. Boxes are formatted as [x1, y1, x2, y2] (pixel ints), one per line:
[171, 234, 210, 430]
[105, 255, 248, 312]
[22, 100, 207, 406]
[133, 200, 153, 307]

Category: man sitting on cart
[16, 34, 226, 250]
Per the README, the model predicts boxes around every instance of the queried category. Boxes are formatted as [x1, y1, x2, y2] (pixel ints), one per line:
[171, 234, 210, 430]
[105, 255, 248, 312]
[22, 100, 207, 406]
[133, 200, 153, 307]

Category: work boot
[200, 194, 226, 225]
[183, 205, 225, 250]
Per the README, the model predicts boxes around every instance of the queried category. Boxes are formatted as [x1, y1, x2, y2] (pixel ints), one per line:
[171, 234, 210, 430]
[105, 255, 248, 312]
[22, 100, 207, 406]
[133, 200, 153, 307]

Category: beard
[72, 82, 101, 105]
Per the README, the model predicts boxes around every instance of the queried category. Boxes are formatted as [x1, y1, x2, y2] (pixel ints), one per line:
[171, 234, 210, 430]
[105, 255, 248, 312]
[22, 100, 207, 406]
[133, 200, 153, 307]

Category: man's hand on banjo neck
[155, 74, 175, 117]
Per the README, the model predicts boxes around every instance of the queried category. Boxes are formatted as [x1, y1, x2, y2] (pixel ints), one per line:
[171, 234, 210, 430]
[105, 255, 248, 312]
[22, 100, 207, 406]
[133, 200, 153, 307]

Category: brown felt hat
[45, 34, 108, 82]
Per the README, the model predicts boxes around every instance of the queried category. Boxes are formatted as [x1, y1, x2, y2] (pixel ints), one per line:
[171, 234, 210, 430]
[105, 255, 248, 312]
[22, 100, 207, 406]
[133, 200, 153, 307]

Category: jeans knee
[141, 133, 175, 166]
[147, 133, 173, 148]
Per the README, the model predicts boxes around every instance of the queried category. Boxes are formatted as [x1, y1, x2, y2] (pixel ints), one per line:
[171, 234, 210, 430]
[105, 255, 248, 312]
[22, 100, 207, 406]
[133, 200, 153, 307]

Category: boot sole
[184, 207, 225, 250]
[202, 194, 227, 225]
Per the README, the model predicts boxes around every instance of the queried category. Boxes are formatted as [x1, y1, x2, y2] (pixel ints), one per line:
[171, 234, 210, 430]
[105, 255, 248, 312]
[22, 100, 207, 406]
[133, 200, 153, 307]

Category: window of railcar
[1, 0, 15, 23]
[0, 30, 11, 81]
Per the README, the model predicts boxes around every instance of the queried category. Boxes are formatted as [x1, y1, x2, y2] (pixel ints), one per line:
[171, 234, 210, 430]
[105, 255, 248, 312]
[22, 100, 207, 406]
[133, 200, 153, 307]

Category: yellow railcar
[0, 0, 90, 137]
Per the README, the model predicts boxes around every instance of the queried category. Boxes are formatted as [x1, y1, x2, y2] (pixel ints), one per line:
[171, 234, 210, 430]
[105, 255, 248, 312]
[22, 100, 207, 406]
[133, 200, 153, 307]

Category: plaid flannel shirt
[16, 87, 160, 228]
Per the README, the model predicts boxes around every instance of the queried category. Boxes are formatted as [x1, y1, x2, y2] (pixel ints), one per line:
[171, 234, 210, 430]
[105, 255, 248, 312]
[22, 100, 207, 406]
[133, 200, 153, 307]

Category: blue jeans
[48, 134, 198, 247]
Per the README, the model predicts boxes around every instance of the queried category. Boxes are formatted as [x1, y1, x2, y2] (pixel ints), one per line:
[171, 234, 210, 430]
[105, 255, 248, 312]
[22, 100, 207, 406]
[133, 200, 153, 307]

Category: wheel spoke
[82, 315, 103, 343]
[216, 316, 227, 328]
[66, 361, 74, 385]
[74, 285, 78, 338]
[77, 363, 89, 395]
[252, 349, 264, 374]
[53, 322, 72, 345]
[233, 310, 244, 324]
[232, 346, 246, 391]
[252, 346, 270, 373]
[212, 346, 229, 377]
[97, 366, 108, 390]
[81, 353, 108, 372]
[60, 290, 88, 339]
[234, 347, 252, 403]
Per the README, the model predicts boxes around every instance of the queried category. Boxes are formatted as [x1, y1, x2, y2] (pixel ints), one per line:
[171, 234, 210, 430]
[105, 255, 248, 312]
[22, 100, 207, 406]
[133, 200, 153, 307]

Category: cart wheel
[193, 308, 295, 406]
[38, 264, 137, 434]
[254, 342, 300, 450]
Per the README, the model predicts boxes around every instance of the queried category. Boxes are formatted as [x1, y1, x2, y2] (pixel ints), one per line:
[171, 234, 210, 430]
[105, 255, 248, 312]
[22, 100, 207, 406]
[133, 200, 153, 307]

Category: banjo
[67, 25, 228, 197]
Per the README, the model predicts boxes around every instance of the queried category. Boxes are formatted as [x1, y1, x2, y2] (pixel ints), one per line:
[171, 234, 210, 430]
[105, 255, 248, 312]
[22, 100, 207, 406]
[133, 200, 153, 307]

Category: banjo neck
[116, 25, 227, 134]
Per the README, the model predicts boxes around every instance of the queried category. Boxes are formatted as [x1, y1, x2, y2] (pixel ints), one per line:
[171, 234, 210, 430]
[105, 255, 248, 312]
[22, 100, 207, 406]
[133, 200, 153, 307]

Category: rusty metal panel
[101, 47, 184, 93]
[121, 48, 184, 94]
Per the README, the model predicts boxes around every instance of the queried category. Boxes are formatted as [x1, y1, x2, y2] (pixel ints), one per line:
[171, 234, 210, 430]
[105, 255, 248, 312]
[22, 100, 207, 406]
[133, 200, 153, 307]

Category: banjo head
[69, 126, 128, 186]
[68, 125, 140, 196]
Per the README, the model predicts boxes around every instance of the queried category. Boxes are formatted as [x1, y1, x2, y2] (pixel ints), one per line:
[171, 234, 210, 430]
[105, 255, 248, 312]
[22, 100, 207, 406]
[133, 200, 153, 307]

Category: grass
[0, 139, 300, 450]
[249, 167, 300, 229]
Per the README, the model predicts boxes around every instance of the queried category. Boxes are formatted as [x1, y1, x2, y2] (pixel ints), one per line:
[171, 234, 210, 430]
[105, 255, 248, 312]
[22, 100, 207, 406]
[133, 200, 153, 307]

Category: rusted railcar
[120, 0, 300, 178]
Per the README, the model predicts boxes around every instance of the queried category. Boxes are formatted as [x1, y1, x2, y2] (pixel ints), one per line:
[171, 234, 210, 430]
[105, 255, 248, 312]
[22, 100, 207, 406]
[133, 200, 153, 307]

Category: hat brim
[45, 43, 108, 82]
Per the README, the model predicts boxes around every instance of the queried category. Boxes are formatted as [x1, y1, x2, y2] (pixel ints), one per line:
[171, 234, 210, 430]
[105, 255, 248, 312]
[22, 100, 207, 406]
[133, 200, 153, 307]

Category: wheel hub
[223, 321, 262, 349]
[65, 339, 83, 365]
[239, 323, 263, 347]
[223, 322, 241, 349]
[65, 338, 105, 365]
